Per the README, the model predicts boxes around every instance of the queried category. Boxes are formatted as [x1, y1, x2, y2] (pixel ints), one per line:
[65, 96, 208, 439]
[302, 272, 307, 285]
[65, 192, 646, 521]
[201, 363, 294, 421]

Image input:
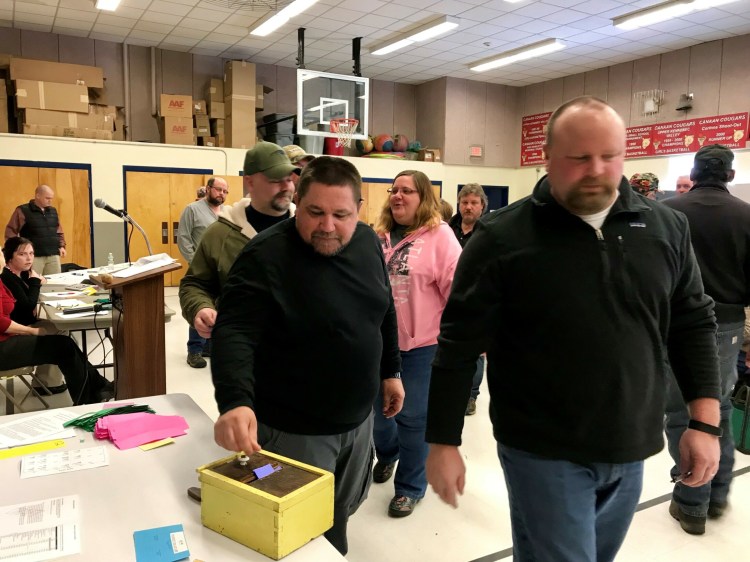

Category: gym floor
[3, 286, 749, 561]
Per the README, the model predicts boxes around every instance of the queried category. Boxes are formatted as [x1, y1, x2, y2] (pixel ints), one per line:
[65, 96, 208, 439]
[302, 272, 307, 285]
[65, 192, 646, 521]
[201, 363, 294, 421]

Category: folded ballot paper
[95, 412, 188, 450]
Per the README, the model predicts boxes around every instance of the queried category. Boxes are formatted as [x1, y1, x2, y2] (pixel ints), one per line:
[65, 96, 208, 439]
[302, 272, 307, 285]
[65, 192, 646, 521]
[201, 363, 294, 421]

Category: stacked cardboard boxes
[206, 78, 225, 147]
[224, 61, 256, 149]
[159, 94, 193, 145]
[9, 57, 123, 140]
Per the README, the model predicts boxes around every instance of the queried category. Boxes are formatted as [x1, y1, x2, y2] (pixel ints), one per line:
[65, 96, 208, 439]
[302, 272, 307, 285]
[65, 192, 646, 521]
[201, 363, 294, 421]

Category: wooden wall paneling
[0, 166, 40, 242]
[20, 30, 58, 62]
[562, 73, 585, 102]
[276, 65, 297, 114]
[503, 86, 523, 169]
[658, 49, 691, 123]
[543, 78, 564, 112]
[58, 35, 95, 66]
[485, 83, 506, 167]
[94, 40, 125, 107]
[358, 183, 369, 224]
[523, 83, 544, 116]
[444, 77, 468, 164]
[719, 35, 750, 114]
[161, 49, 193, 95]
[365, 182, 389, 228]
[0, 28, 22, 55]
[170, 173, 207, 286]
[630, 56, 661, 127]
[393, 83, 417, 141]
[466, 80, 487, 167]
[689, 41, 723, 118]
[192, 54, 223, 103]
[125, 171, 173, 264]
[583, 68, 608, 101]
[128, 45, 160, 143]
[371, 80, 396, 137]
[416, 78, 446, 153]
[607, 62, 633, 126]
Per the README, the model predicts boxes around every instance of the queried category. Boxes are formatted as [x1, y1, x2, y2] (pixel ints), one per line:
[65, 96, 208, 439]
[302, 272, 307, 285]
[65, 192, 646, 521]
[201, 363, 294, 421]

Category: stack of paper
[94, 412, 189, 450]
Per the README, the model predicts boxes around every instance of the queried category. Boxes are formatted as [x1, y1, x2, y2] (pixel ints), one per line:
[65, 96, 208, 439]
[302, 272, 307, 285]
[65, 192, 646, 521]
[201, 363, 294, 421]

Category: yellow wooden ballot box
[196, 450, 334, 560]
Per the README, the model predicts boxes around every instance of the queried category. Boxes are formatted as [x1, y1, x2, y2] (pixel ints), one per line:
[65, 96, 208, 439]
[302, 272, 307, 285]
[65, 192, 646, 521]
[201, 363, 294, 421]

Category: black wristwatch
[688, 419, 723, 437]
[385, 372, 401, 379]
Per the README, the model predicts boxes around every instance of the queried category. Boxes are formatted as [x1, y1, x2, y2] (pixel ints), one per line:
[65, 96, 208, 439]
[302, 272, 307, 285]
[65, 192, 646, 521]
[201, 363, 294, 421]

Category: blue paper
[254, 463, 274, 479]
[133, 524, 190, 562]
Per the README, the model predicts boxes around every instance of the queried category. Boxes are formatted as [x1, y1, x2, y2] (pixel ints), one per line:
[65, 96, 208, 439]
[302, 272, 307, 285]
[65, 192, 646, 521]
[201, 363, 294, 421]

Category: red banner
[520, 112, 551, 167]
[521, 111, 748, 166]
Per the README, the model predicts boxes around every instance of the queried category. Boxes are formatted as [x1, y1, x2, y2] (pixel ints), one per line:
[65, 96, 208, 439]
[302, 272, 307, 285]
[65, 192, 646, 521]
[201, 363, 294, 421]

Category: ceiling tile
[180, 16, 220, 30]
[15, 12, 54, 24]
[149, 0, 195, 16]
[140, 11, 184, 24]
[53, 17, 94, 30]
[134, 20, 175, 33]
[52, 26, 92, 37]
[57, 7, 98, 21]
[15, 2, 56, 15]
[97, 14, 139, 28]
[15, 21, 53, 31]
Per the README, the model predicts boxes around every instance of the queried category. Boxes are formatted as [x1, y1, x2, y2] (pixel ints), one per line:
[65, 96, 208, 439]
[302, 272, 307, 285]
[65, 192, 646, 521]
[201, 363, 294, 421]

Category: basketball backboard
[297, 69, 369, 140]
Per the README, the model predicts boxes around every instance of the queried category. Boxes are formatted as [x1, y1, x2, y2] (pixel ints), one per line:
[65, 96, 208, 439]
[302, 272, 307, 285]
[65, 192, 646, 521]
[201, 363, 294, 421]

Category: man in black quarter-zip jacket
[425, 95, 721, 562]
[662, 144, 750, 535]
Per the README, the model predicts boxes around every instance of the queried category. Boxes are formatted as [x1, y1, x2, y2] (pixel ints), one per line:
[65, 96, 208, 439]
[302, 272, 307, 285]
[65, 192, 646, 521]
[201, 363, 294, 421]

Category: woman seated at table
[0, 247, 113, 406]
[1, 236, 67, 394]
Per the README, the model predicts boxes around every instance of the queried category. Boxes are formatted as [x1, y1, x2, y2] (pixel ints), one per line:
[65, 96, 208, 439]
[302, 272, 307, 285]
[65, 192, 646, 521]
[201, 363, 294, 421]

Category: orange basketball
[374, 134, 394, 152]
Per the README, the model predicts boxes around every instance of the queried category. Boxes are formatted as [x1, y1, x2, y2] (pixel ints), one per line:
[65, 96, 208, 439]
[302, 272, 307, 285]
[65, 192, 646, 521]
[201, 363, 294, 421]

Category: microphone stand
[123, 212, 153, 257]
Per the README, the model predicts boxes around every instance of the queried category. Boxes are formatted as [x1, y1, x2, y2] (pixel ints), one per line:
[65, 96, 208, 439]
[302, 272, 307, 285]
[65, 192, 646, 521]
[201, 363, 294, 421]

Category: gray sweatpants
[257, 413, 374, 556]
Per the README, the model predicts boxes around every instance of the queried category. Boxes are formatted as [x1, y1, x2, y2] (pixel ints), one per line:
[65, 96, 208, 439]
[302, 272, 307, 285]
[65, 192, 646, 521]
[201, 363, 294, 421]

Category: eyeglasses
[387, 188, 418, 195]
[211, 186, 229, 194]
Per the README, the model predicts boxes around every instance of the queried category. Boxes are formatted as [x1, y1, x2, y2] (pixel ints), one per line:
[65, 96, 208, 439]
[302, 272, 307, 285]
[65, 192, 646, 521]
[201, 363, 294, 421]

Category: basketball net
[330, 118, 359, 148]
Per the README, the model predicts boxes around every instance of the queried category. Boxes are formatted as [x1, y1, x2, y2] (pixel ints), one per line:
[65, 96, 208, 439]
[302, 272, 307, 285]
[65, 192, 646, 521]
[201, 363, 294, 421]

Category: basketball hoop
[330, 118, 359, 148]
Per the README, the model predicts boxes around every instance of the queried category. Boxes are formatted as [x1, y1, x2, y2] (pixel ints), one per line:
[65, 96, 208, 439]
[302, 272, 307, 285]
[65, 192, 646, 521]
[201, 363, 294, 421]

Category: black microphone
[94, 198, 127, 218]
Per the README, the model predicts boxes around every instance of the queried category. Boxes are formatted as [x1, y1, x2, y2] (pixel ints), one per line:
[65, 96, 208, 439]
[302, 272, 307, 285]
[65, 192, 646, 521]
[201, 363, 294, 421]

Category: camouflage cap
[629, 172, 659, 194]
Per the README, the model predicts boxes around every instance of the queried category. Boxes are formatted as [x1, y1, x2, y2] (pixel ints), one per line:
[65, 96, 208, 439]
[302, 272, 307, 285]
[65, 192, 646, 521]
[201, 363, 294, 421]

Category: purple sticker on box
[254, 464, 274, 479]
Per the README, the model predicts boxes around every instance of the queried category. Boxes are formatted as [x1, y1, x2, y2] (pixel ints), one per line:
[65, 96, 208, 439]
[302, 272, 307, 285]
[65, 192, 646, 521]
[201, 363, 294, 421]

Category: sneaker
[465, 398, 477, 416]
[187, 352, 207, 369]
[388, 495, 419, 518]
[708, 501, 728, 519]
[669, 500, 706, 535]
[32, 383, 68, 395]
[96, 380, 115, 402]
[373, 461, 396, 483]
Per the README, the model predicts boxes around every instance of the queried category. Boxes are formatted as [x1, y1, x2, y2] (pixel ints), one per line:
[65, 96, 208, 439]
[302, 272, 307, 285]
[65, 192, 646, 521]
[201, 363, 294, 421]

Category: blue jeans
[372, 344, 436, 500]
[499, 444, 643, 562]
[187, 326, 206, 355]
[665, 320, 743, 517]
[471, 355, 485, 400]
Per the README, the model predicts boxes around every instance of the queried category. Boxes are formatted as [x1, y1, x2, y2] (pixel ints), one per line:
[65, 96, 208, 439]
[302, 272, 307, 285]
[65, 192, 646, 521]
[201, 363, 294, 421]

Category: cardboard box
[194, 114, 210, 129]
[207, 100, 225, 120]
[224, 96, 255, 119]
[192, 100, 207, 115]
[211, 119, 225, 136]
[199, 136, 216, 147]
[418, 148, 442, 162]
[195, 124, 210, 137]
[113, 112, 125, 141]
[161, 116, 194, 145]
[206, 78, 223, 103]
[197, 451, 333, 560]
[22, 123, 113, 140]
[159, 94, 192, 118]
[21, 106, 115, 131]
[225, 116, 255, 149]
[15, 80, 89, 113]
[0, 89, 8, 133]
[224, 60, 255, 98]
[256, 84, 264, 110]
[10, 57, 104, 88]
[215, 133, 225, 147]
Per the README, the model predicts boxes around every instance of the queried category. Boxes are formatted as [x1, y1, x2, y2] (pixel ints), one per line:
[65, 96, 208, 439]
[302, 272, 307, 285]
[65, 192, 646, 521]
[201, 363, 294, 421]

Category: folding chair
[0, 367, 51, 414]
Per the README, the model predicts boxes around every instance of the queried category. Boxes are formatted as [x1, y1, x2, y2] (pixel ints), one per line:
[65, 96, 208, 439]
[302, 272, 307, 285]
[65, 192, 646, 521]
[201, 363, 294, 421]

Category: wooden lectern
[102, 262, 181, 399]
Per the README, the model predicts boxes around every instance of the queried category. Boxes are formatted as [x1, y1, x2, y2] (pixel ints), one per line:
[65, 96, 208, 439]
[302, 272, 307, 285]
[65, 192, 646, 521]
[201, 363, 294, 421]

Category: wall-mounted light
[250, 0, 319, 37]
[95, 0, 120, 11]
[469, 39, 564, 72]
[612, 0, 740, 31]
[369, 16, 460, 56]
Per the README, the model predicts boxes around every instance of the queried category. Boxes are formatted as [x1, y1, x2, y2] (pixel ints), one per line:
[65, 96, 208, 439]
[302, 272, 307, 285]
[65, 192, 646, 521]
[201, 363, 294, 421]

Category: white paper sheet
[21, 446, 110, 479]
[0, 410, 78, 448]
[112, 253, 176, 278]
[0, 495, 81, 561]
[41, 291, 87, 299]
[55, 310, 111, 319]
[43, 299, 88, 308]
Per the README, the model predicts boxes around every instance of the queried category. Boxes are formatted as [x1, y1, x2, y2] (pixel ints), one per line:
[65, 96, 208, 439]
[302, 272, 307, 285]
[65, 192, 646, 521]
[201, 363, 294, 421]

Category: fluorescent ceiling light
[250, 0, 319, 37]
[613, 0, 740, 30]
[369, 16, 460, 56]
[95, 0, 120, 10]
[469, 39, 565, 72]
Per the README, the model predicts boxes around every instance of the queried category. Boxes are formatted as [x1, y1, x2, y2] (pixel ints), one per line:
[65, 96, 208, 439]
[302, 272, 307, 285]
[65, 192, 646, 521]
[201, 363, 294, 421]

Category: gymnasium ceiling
[2, 0, 750, 86]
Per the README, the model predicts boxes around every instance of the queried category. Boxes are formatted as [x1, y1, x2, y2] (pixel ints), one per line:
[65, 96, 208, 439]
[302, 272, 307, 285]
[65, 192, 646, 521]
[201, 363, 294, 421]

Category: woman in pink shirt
[372, 170, 462, 517]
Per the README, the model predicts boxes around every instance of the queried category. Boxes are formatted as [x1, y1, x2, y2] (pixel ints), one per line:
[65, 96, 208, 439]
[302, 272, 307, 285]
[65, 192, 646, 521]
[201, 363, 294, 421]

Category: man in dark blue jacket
[425, 96, 722, 562]
[662, 144, 750, 534]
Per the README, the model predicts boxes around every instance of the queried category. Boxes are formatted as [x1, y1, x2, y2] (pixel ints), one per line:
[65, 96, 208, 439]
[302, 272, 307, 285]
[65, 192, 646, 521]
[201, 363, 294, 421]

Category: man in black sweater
[425, 96, 721, 562]
[662, 144, 750, 534]
[211, 157, 404, 556]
